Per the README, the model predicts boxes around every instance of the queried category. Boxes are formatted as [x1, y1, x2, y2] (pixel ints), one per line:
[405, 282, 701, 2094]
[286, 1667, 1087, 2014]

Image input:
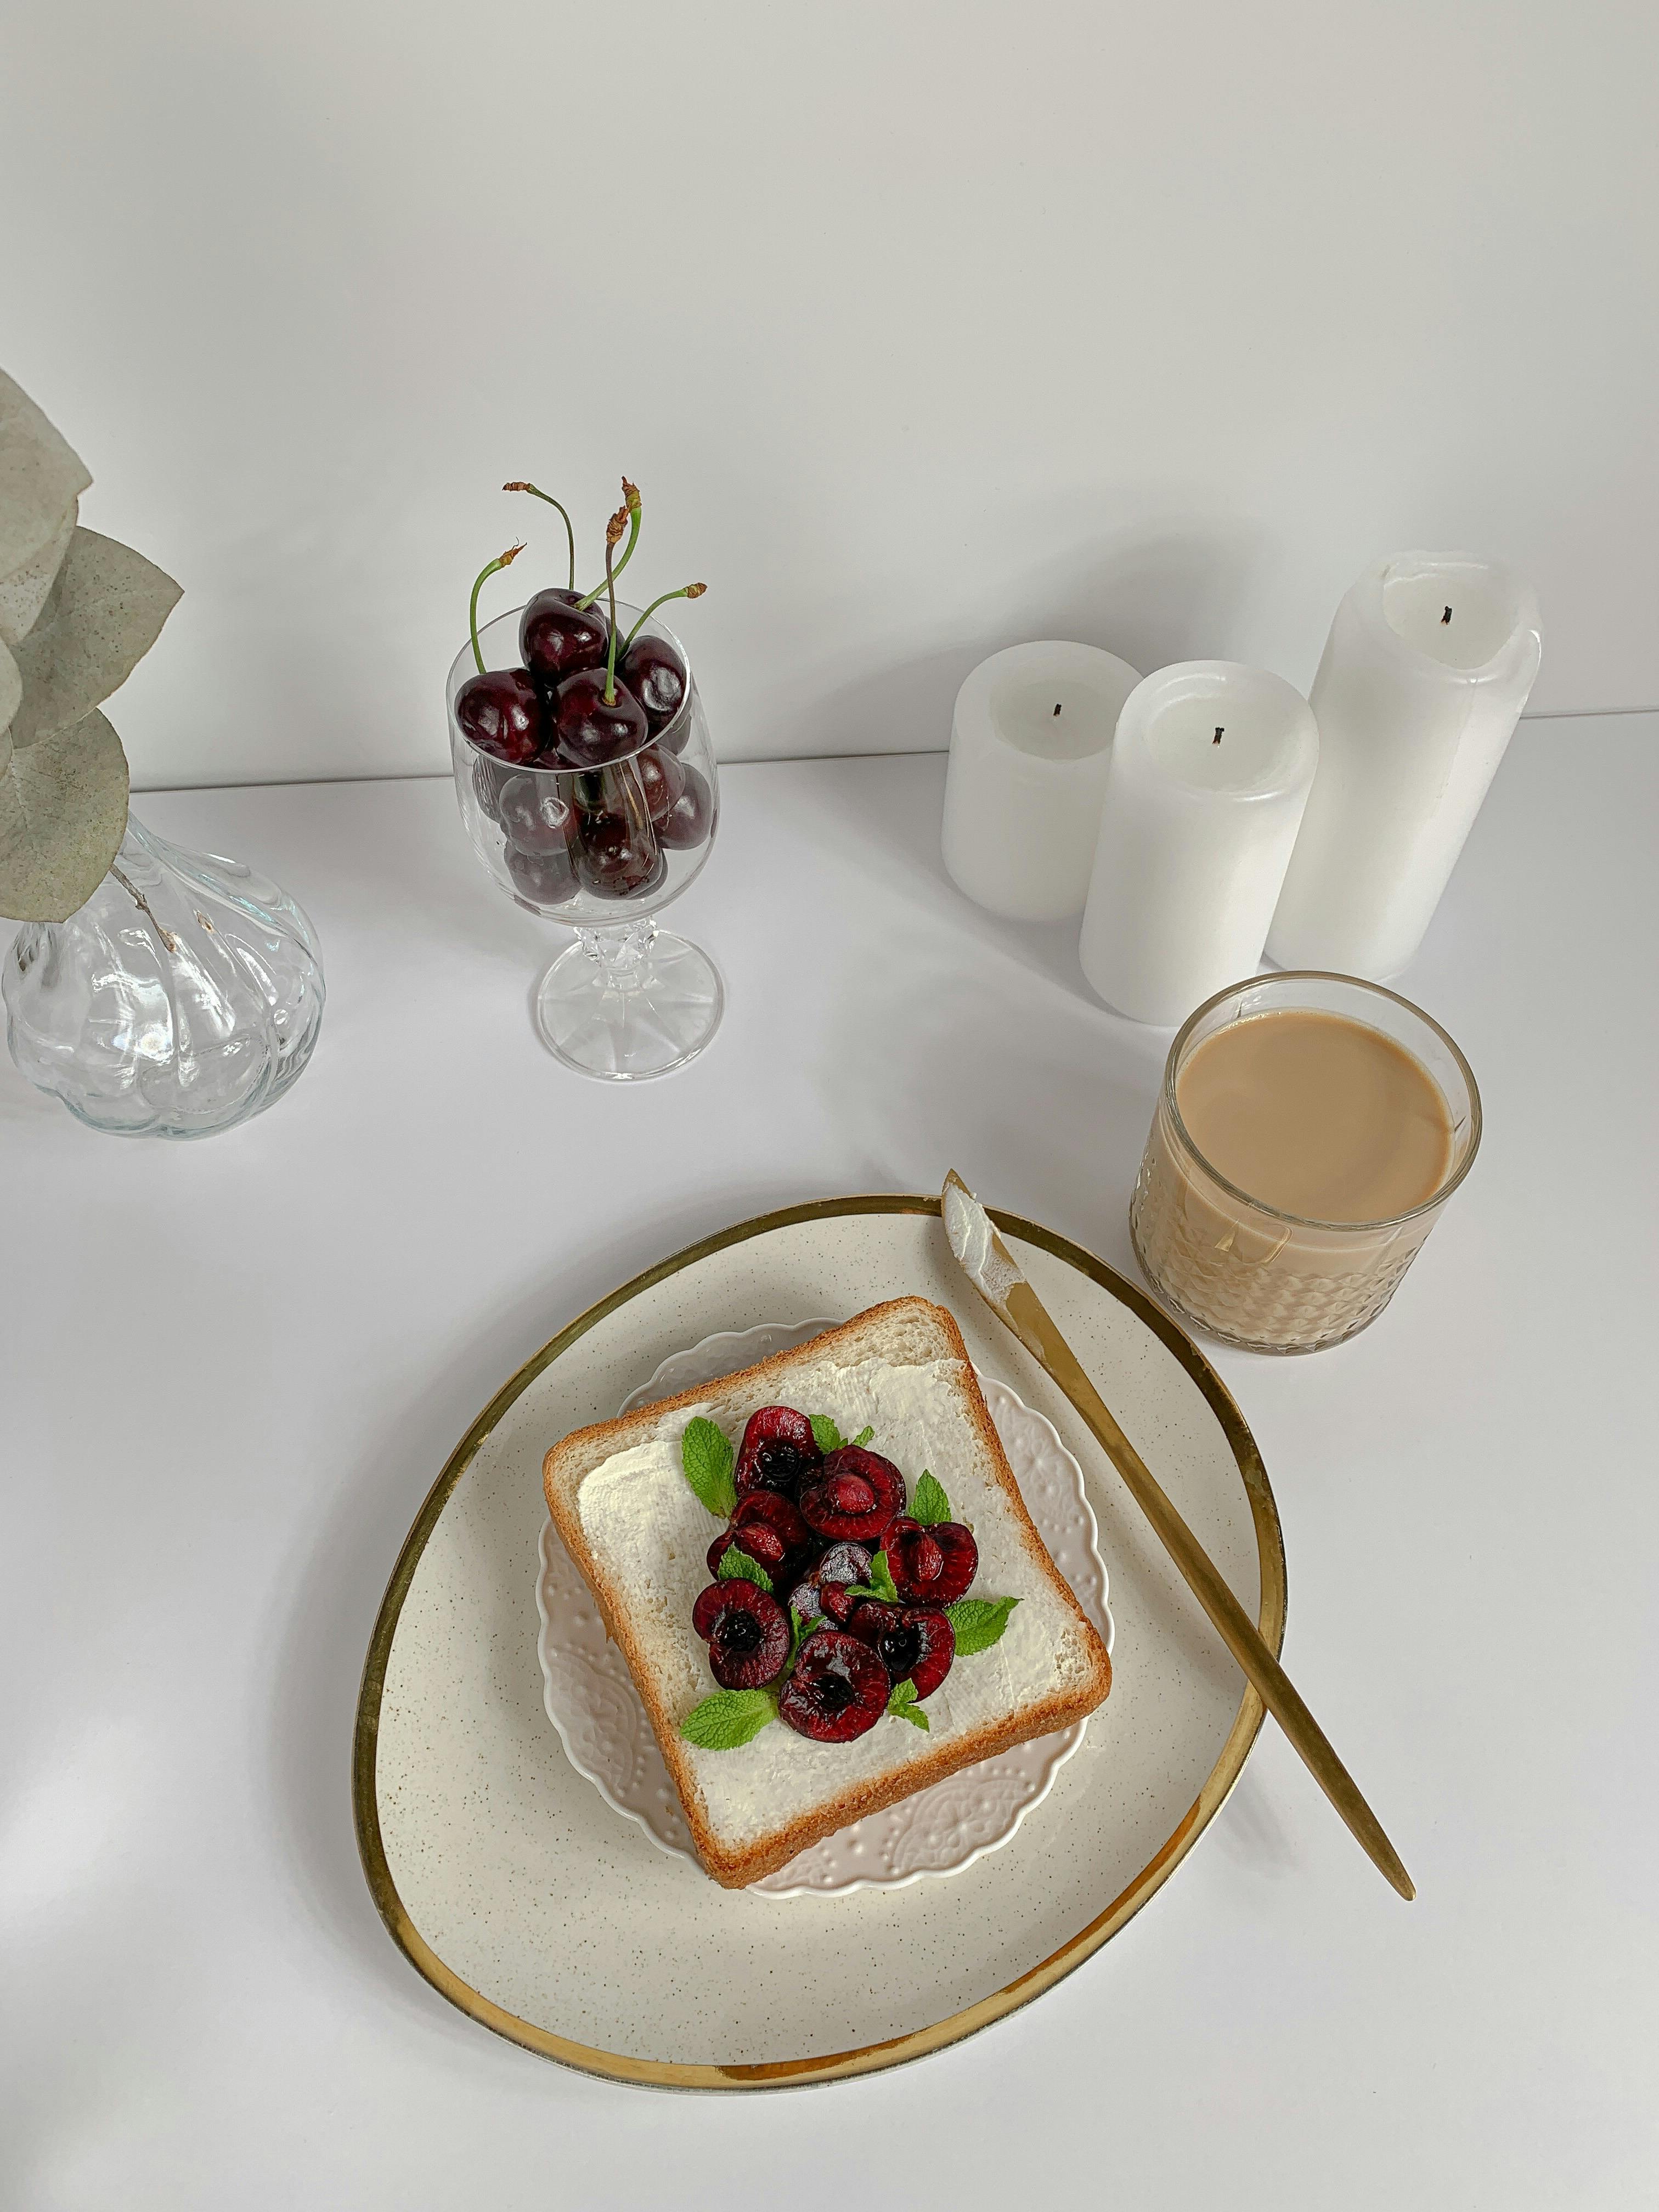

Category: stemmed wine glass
[448, 601, 721, 1080]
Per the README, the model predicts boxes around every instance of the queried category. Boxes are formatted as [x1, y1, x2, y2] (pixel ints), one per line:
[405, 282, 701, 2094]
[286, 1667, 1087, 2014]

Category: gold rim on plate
[352, 1194, 1286, 2090]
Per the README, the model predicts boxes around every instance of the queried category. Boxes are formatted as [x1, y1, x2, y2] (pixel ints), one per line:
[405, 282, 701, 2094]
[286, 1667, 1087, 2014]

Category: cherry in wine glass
[550, 667, 649, 769]
[657, 763, 713, 849]
[448, 556, 721, 1079]
[453, 668, 542, 764]
[505, 484, 612, 687]
[452, 545, 543, 763]
[520, 590, 610, 686]
[618, 632, 690, 733]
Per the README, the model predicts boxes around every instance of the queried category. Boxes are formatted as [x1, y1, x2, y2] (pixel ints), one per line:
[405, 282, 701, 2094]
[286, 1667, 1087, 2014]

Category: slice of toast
[542, 1297, 1112, 1888]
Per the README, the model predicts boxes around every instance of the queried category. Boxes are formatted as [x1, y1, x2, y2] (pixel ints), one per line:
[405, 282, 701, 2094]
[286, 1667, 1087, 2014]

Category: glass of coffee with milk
[1130, 973, 1481, 1354]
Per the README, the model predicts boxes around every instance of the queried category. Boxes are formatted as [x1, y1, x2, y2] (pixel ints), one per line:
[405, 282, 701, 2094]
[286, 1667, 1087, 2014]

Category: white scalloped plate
[535, 1318, 1115, 1896]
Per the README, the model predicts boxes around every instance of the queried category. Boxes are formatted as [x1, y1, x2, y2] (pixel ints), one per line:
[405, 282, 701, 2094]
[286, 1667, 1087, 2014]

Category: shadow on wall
[775, 521, 1272, 756]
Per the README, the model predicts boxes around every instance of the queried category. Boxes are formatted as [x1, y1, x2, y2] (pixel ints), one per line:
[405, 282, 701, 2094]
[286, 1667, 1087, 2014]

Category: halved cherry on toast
[734, 1406, 822, 1500]
[798, 1447, 905, 1545]
[885, 1515, 978, 1604]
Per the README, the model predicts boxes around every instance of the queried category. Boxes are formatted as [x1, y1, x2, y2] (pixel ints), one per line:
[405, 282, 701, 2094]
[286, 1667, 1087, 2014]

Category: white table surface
[3, 719, 1655, 2209]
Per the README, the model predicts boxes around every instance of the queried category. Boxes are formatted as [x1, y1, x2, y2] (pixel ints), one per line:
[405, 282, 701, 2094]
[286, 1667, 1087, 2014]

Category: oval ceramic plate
[534, 1317, 1115, 1895]
[354, 1197, 1285, 2090]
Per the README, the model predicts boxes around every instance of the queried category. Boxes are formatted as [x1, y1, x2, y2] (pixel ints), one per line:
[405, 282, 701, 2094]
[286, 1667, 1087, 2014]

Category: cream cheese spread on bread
[575, 1352, 1091, 1849]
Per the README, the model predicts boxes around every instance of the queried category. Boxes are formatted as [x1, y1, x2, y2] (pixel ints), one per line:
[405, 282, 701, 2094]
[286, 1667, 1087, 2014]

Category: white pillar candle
[1267, 552, 1542, 979]
[1079, 662, 1318, 1026]
[942, 640, 1141, 921]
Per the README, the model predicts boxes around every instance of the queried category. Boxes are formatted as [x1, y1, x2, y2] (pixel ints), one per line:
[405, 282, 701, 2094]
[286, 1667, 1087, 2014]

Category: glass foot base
[535, 928, 724, 1081]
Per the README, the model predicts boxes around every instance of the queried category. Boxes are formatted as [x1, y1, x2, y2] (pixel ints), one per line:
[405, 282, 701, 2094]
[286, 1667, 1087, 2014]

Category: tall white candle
[942, 641, 1141, 921]
[1268, 552, 1542, 979]
[1079, 662, 1318, 1026]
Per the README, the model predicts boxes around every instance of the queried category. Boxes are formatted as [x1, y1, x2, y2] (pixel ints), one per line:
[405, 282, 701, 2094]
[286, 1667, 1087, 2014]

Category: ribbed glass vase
[3, 814, 325, 1138]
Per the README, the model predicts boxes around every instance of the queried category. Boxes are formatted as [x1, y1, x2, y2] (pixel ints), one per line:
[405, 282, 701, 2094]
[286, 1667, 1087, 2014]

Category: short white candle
[1268, 552, 1542, 979]
[1079, 662, 1318, 1026]
[942, 640, 1141, 921]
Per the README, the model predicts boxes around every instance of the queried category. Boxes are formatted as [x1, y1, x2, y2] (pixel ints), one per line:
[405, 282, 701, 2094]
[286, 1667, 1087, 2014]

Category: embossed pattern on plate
[535, 1318, 1114, 1896]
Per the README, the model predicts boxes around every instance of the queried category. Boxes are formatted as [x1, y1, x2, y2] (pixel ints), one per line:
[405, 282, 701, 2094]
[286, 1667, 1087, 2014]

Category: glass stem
[577, 916, 657, 980]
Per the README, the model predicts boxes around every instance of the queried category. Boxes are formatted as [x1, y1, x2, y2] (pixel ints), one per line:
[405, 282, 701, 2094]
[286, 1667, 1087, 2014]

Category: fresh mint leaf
[847, 1426, 874, 1449]
[680, 1417, 736, 1520]
[887, 1678, 929, 1730]
[843, 1550, 899, 1607]
[680, 1689, 778, 1749]
[944, 1594, 1019, 1654]
[718, 1544, 772, 1593]
[808, 1415, 845, 1454]
[910, 1470, 951, 1526]
[788, 1606, 821, 1663]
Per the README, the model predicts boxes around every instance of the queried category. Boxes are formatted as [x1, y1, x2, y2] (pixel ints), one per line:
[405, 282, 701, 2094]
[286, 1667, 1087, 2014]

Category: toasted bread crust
[543, 1298, 1112, 1887]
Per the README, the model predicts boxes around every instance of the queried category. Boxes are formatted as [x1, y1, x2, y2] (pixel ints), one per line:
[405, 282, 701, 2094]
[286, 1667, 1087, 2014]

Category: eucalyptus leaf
[0, 370, 91, 583]
[0, 639, 19, 732]
[0, 495, 77, 650]
[0, 706, 128, 922]
[9, 527, 181, 747]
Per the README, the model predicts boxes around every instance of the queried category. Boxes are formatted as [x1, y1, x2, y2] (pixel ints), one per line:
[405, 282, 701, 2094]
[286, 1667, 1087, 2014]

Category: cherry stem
[623, 583, 707, 652]
[602, 517, 624, 706]
[502, 484, 574, 589]
[469, 543, 524, 675]
[579, 479, 641, 608]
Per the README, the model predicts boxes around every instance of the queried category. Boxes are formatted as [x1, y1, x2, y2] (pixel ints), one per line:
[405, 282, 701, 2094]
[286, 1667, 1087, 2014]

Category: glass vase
[3, 814, 325, 1138]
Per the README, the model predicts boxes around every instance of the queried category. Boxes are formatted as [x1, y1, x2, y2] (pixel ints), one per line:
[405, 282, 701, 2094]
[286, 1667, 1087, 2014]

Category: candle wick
[1441, 605, 1453, 625]
[1053, 702, 1062, 716]
[1212, 726, 1224, 744]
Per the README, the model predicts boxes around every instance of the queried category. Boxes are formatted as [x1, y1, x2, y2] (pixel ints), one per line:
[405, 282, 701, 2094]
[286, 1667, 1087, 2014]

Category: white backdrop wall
[4, 0, 1655, 788]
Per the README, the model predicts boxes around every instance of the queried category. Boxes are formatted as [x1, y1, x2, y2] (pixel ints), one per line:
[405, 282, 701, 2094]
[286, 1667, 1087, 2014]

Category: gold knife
[941, 1169, 1414, 1901]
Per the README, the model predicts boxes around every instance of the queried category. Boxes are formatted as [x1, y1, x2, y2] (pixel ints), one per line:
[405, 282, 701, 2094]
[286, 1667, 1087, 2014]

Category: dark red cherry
[798, 1447, 905, 1545]
[472, 756, 507, 821]
[454, 667, 543, 764]
[733, 1407, 822, 1500]
[656, 765, 713, 850]
[518, 589, 609, 686]
[846, 1600, 955, 1699]
[576, 809, 663, 899]
[505, 841, 579, 907]
[574, 748, 684, 829]
[550, 669, 650, 770]
[777, 1629, 889, 1741]
[695, 1580, 790, 1689]
[617, 633, 689, 735]
[885, 1516, 978, 1604]
[706, 1491, 814, 1582]
[635, 746, 685, 823]
[787, 1540, 874, 1626]
[496, 770, 578, 855]
[692, 1582, 727, 1640]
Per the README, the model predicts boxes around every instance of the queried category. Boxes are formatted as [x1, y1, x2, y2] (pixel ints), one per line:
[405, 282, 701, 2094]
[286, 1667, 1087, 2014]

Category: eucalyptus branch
[111, 862, 178, 952]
